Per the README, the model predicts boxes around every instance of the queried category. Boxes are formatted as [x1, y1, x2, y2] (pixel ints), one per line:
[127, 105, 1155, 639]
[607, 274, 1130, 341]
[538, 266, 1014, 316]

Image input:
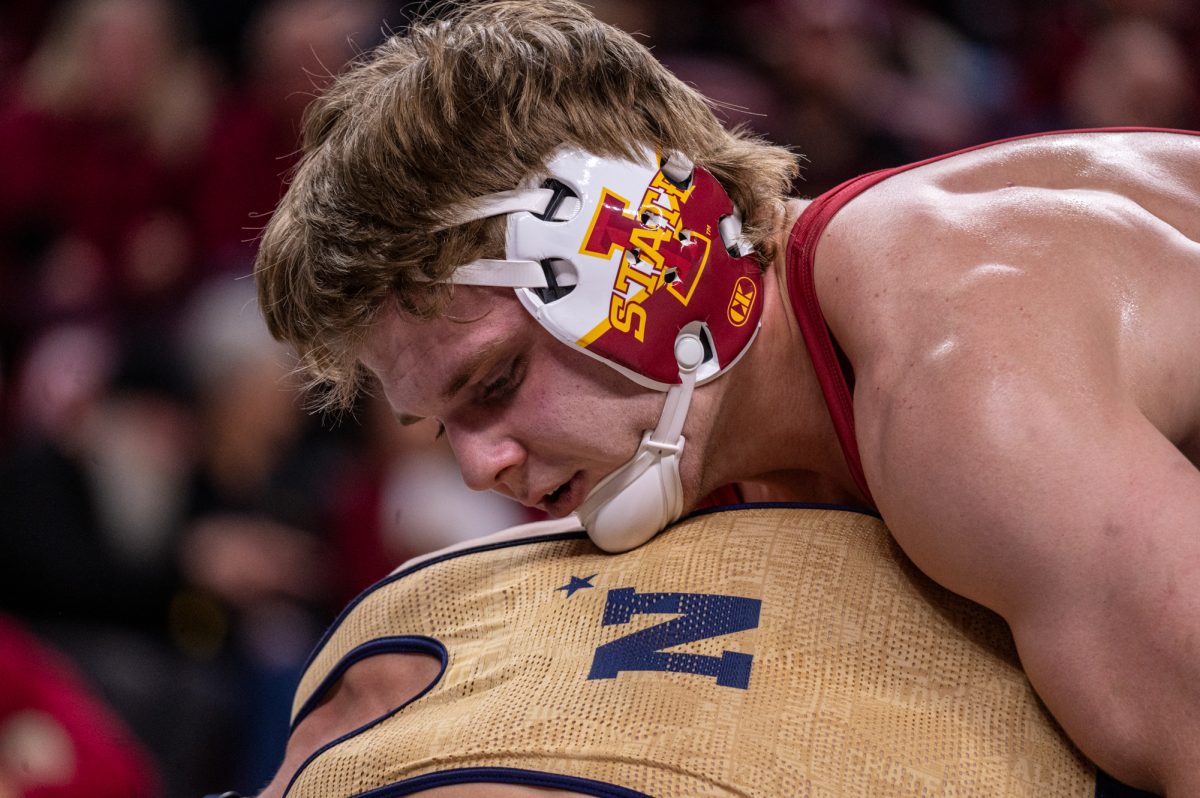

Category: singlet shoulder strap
[786, 169, 887, 508]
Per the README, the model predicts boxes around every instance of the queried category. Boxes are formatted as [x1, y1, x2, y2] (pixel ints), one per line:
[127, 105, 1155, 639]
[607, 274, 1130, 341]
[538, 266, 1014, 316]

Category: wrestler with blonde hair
[254, 1, 1200, 795]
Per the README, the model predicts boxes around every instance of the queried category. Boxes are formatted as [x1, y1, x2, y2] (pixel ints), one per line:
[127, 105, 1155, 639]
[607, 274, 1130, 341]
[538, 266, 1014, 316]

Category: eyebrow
[394, 339, 511, 427]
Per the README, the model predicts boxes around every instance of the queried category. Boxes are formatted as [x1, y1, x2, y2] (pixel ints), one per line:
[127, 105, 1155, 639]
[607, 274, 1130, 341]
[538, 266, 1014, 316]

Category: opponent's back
[277, 506, 1107, 797]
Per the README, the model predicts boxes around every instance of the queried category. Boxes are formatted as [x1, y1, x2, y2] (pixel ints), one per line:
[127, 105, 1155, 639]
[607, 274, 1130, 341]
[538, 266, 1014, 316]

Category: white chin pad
[576, 437, 684, 553]
[574, 330, 702, 552]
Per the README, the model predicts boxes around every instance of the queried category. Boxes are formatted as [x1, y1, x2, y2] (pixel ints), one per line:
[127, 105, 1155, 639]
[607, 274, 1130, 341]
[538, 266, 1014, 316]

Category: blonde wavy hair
[255, 0, 800, 411]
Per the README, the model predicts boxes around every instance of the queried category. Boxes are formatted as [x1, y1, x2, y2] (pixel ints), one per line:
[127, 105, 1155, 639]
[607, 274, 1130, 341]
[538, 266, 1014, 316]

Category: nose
[446, 424, 527, 495]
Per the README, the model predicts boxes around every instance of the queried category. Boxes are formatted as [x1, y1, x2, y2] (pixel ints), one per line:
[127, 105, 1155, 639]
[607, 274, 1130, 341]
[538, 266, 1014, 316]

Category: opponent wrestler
[238, 506, 1145, 797]
[253, 1, 1200, 794]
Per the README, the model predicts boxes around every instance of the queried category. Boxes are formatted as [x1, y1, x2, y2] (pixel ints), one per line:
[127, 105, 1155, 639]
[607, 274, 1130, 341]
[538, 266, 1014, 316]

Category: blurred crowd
[0, 0, 1195, 795]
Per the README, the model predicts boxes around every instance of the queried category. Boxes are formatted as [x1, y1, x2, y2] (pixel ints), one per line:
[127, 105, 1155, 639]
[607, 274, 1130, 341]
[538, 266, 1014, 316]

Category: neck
[697, 199, 867, 506]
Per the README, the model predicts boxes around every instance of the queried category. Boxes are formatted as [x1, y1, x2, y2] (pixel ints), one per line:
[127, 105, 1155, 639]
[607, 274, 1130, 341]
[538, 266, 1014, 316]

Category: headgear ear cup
[444, 146, 763, 549]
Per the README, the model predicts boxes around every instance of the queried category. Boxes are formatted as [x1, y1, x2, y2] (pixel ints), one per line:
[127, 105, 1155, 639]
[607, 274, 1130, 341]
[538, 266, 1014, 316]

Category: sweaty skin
[260, 130, 1200, 797]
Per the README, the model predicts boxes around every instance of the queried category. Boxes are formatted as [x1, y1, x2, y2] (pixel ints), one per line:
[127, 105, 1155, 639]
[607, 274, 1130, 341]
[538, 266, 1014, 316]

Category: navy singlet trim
[289, 635, 448, 735]
[284, 636, 452, 797]
[1094, 768, 1162, 798]
[299, 503, 875, 680]
[353, 767, 653, 798]
[685, 500, 881, 521]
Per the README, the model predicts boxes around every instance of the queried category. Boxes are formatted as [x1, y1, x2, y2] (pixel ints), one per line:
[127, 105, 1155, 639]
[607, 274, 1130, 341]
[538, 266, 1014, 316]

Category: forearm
[1010, 585, 1200, 796]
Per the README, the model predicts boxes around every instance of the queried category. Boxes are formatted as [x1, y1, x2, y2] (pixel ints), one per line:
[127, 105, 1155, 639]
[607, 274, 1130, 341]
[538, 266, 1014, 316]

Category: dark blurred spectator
[738, 0, 1014, 192]
[0, 0, 216, 410]
[174, 277, 338, 790]
[194, 0, 386, 277]
[0, 322, 233, 798]
[0, 324, 180, 630]
[1063, 17, 1196, 129]
[1101, 0, 1195, 25]
[0, 2, 61, 80]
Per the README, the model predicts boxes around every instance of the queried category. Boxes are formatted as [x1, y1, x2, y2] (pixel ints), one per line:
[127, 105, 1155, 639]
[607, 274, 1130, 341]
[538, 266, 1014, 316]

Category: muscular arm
[869, 361, 1200, 794]
[839, 209, 1200, 793]
[818, 131, 1200, 793]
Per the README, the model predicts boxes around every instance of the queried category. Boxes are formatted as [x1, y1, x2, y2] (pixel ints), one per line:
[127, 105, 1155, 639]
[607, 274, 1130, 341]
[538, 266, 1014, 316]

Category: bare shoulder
[808, 129, 1200, 594]
[393, 516, 584, 572]
[817, 129, 1200, 314]
[819, 129, 1200, 290]
[816, 129, 1200, 465]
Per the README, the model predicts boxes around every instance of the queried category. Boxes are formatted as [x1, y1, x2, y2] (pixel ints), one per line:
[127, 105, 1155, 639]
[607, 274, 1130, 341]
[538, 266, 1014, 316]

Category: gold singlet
[282, 505, 1111, 797]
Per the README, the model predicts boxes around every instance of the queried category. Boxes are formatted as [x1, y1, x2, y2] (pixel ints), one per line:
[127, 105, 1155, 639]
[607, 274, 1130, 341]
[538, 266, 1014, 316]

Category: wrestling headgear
[446, 145, 763, 552]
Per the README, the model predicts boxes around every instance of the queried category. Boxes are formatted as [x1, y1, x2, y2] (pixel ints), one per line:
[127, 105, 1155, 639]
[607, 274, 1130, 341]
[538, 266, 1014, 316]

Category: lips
[537, 471, 583, 517]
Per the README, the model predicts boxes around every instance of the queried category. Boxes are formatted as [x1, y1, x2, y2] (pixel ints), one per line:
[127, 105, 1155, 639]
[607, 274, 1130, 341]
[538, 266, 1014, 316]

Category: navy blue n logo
[588, 588, 761, 689]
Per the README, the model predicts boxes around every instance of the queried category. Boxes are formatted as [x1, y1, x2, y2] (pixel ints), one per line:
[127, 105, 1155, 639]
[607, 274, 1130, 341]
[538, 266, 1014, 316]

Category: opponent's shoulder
[392, 516, 585, 573]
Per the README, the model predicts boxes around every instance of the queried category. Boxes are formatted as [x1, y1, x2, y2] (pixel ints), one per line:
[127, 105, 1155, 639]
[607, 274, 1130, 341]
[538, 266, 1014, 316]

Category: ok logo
[587, 588, 761, 689]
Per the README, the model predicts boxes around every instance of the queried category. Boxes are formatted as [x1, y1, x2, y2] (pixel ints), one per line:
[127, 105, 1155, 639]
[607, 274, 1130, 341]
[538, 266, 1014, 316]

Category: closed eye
[478, 356, 526, 406]
[397, 414, 446, 441]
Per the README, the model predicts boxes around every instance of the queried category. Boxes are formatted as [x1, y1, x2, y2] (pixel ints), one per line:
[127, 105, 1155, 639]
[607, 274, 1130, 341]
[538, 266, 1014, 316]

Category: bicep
[869, 381, 1200, 792]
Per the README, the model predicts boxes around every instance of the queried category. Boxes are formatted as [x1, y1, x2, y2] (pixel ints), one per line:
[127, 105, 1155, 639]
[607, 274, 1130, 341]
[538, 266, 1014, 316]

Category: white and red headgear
[446, 145, 763, 551]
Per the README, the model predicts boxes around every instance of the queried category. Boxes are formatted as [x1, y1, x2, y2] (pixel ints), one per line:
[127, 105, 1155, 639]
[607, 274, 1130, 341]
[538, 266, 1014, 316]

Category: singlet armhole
[350, 767, 654, 797]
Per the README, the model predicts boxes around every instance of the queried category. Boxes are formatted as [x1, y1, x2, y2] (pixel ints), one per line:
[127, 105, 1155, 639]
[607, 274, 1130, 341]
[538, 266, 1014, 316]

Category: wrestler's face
[359, 287, 681, 518]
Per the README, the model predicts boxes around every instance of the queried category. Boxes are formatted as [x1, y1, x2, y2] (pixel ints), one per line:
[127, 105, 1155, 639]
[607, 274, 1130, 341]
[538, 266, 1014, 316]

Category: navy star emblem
[557, 574, 598, 598]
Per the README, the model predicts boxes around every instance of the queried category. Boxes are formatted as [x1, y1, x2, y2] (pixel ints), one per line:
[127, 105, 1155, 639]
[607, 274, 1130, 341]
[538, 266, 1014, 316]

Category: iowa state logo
[580, 169, 712, 343]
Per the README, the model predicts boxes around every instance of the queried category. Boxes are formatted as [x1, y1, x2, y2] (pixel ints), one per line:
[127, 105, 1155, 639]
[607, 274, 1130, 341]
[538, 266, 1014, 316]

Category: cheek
[517, 345, 662, 455]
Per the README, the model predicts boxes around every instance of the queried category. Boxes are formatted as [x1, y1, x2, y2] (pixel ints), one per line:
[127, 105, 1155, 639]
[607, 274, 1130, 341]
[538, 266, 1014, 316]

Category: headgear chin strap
[574, 329, 705, 552]
[443, 145, 763, 551]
